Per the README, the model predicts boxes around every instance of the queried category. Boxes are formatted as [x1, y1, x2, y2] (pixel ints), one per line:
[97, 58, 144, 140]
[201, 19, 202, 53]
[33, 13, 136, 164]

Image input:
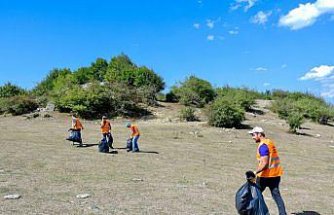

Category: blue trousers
[132, 135, 140, 152]
[257, 176, 287, 215]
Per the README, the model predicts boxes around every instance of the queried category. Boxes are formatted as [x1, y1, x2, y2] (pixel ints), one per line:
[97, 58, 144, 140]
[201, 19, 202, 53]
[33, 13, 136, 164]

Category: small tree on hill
[171, 76, 215, 107]
[287, 112, 304, 134]
[208, 98, 245, 128]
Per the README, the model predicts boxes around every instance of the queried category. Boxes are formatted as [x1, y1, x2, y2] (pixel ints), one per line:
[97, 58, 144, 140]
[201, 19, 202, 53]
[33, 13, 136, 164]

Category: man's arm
[256, 155, 269, 174]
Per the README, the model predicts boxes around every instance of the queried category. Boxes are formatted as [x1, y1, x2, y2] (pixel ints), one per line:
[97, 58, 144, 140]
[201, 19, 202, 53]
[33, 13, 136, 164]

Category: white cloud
[281, 64, 287, 69]
[254, 67, 268, 72]
[300, 64, 334, 98]
[279, 0, 334, 30]
[263, 83, 271, 87]
[228, 30, 239, 35]
[206, 19, 215, 29]
[251, 11, 272, 25]
[300, 65, 334, 80]
[193, 23, 200, 29]
[319, 79, 334, 98]
[231, 0, 258, 12]
[207, 35, 215, 41]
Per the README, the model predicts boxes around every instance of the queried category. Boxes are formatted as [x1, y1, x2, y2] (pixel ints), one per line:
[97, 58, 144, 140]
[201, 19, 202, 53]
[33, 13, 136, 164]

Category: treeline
[0, 54, 333, 132]
[0, 54, 164, 118]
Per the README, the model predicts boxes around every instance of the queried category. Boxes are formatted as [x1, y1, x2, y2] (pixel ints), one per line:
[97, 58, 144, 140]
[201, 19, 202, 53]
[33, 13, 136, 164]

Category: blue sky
[1, 0, 334, 101]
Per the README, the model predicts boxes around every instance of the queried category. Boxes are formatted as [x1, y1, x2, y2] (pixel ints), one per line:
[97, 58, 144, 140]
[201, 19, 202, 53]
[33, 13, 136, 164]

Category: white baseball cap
[248, 126, 264, 134]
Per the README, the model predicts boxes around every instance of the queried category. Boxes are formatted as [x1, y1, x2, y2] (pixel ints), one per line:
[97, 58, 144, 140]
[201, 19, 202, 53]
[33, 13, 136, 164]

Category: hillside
[0, 101, 333, 214]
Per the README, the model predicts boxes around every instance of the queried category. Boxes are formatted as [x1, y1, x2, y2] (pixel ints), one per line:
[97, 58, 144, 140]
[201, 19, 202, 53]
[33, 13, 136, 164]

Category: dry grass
[0, 102, 333, 214]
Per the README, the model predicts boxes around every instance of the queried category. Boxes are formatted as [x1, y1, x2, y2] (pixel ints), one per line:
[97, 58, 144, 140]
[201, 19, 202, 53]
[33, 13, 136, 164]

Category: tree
[90, 58, 108, 81]
[208, 98, 245, 128]
[0, 82, 26, 98]
[287, 112, 303, 134]
[33, 68, 72, 96]
[73, 67, 94, 84]
[171, 76, 215, 107]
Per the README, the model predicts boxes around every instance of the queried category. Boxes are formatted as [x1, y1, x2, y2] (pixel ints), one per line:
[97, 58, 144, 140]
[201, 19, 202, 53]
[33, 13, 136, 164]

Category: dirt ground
[0, 102, 333, 215]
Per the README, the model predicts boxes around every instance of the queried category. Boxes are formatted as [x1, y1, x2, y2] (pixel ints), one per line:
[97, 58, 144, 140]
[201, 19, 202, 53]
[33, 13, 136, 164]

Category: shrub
[0, 95, 39, 115]
[0, 82, 26, 98]
[165, 91, 178, 102]
[137, 85, 158, 106]
[271, 92, 334, 124]
[208, 98, 245, 128]
[215, 87, 257, 111]
[54, 84, 110, 118]
[287, 112, 304, 133]
[171, 76, 215, 107]
[105, 59, 165, 105]
[32, 68, 72, 96]
[179, 107, 197, 122]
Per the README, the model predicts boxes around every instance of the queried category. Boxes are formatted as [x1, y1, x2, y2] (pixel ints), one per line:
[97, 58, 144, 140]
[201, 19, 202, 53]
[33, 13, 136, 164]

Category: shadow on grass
[324, 123, 334, 127]
[292, 211, 321, 215]
[111, 147, 159, 154]
[248, 108, 265, 115]
[238, 124, 253, 130]
[296, 132, 315, 137]
[300, 126, 311, 130]
[114, 147, 128, 150]
[75, 143, 99, 148]
[137, 150, 159, 154]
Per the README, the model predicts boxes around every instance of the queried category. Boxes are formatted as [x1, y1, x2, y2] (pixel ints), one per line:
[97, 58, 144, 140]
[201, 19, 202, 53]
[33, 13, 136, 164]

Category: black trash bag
[102, 133, 113, 148]
[235, 171, 269, 215]
[98, 138, 109, 153]
[106, 133, 113, 148]
[126, 138, 132, 151]
[66, 129, 82, 143]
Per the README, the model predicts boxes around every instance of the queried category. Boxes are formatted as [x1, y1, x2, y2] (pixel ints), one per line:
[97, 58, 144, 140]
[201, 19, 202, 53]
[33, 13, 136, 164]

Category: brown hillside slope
[0, 101, 333, 214]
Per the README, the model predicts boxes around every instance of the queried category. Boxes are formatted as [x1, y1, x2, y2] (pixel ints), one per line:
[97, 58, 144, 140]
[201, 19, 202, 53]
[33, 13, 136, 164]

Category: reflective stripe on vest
[256, 138, 283, 177]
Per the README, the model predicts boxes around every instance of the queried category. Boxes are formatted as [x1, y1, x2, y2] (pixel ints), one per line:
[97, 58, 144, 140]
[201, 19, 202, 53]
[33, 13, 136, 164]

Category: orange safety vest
[73, 118, 83, 130]
[101, 120, 111, 134]
[256, 138, 283, 177]
[130, 124, 140, 137]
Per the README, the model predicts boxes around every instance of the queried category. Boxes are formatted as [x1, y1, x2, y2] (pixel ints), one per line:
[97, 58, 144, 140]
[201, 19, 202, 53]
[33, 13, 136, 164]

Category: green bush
[287, 112, 304, 133]
[271, 92, 334, 124]
[208, 98, 245, 128]
[215, 87, 258, 111]
[54, 84, 110, 118]
[270, 98, 292, 119]
[171, 76, 215, 107]
[54, 82, 147, 119]
[0, 82, 26, 98]
[32, 68, 72, 96]
[179, 107, 197, 122]
[0, 95, 38, 115]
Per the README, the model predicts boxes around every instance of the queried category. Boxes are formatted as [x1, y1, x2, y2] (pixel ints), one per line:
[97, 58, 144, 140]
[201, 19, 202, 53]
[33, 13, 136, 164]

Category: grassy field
[0, 102, 333, 214]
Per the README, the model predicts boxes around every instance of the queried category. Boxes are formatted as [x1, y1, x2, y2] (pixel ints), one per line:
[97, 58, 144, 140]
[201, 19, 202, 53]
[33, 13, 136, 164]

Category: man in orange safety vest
[249, 126, 287, 215]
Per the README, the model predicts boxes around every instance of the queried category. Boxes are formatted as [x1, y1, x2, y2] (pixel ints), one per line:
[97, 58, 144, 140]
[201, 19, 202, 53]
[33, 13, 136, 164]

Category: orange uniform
[73, 118, 83, 130]
[256, 138, 283, 177]
[101, 120, 111, 134]
[130, 124, 140, 137]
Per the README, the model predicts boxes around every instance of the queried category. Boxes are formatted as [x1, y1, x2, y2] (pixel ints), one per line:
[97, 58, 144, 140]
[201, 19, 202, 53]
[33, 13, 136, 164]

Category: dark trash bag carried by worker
[98, 138, 109, 153]
[235, 171, 269, 215]
[126, 138, 132, 151]
[66, 129, 82, 143]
